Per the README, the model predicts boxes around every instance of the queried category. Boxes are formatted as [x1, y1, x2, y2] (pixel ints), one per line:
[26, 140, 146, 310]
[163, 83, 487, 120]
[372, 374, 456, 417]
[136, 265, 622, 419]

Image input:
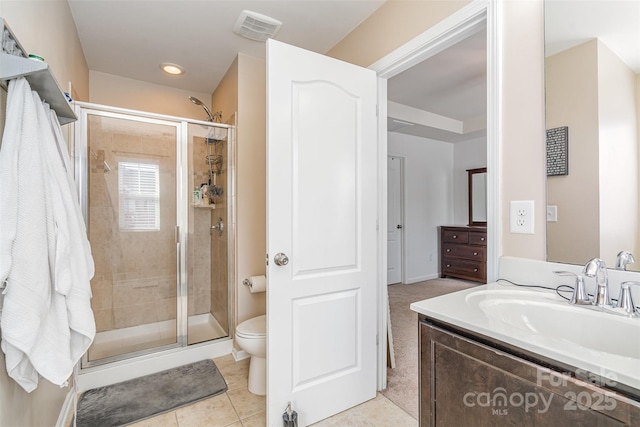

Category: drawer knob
[473, 252, 478, 256]
[446, 249, 451, 253]
[452, 235, 457, 239]
[474, 268, 478, 272]
[480, 237, 485, 241]
[446, 264, 451, 268]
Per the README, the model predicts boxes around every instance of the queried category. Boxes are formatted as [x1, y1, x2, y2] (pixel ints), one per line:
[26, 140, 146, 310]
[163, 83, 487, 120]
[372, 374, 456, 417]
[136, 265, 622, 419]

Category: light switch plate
[547, 205, 558, 222]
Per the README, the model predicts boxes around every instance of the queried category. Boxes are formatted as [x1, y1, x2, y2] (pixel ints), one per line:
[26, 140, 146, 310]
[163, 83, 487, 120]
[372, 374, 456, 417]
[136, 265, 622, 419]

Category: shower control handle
[210, 217, 224, 237]
[274, 253, 289, 266]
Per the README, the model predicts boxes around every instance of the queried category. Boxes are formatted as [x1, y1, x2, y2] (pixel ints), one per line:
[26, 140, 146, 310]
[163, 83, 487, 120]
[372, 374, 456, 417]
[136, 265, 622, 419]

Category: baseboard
[404, 273, 439, 284]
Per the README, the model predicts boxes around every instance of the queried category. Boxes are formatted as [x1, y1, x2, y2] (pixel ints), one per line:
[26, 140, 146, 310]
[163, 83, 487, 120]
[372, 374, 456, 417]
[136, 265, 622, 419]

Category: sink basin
[466, 290, 640, 358]
[410, 283, 640, 394]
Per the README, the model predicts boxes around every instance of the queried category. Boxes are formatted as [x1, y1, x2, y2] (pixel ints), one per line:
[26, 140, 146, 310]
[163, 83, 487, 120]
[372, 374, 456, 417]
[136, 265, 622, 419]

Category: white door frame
[370, 0, 501, 389]
[387, 154, 405, 285]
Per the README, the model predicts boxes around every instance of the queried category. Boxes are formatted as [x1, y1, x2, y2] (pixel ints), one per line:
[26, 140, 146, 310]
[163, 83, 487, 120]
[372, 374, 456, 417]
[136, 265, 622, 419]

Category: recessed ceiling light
[160, 63, 185, 75]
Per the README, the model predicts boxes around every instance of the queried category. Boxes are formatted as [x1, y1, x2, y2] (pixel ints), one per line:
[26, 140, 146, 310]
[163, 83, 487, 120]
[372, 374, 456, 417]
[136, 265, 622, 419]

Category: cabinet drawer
[442, 258, 486, 280]
[442, 244, 485, 260]
[441, 230, 469, 244]
[469, 232, 487, 246]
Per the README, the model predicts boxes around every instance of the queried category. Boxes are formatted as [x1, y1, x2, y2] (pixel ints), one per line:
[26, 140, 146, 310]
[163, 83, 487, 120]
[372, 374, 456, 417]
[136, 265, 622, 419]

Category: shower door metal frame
[73, 102, 234, 370]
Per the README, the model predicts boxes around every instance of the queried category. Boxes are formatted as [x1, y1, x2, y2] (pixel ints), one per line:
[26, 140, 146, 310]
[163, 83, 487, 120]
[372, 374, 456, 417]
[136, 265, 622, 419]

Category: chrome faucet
[616, 281, 639, 317]
[615, 251, 635, 271]
[553, 270, 591, 305]
[583, 258, 610, 307]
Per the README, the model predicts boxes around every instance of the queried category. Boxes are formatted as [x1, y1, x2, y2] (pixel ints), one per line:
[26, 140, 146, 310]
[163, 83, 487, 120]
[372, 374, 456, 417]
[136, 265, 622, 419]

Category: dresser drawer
[442, 258, 486, 281]
[441, 229, 469, 244]
[442, 244, 485, 261]
[469, 231, 487, 246]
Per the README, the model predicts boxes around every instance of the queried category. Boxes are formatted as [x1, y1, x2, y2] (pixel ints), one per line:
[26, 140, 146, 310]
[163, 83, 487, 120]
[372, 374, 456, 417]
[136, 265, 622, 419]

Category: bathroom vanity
[412, 283, 640, 426]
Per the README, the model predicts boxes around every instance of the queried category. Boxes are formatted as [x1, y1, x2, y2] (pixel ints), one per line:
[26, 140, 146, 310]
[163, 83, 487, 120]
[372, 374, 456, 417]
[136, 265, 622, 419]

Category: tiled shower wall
[189, 135, 228, 332]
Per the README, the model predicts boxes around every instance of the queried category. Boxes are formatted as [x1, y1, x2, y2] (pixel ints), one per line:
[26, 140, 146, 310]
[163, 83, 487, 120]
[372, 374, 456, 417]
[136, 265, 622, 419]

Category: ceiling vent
[388, 118, 415, 132]
[234, 10, 282, 42]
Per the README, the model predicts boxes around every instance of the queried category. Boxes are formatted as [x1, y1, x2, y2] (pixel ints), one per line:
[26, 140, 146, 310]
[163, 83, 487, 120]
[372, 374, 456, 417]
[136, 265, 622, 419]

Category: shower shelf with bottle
[0, 18, 76, 125]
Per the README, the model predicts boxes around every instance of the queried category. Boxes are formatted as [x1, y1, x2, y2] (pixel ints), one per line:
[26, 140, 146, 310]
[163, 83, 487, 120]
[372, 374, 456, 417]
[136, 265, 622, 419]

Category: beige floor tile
[215, 356, 250, 391]
[175, 394, 240, 427]
[311, 409, 375, 427]
[240, 410, 266, 427]
[354, 393, 417, 427]
[128, 411, 179, 427]
[227, 387, 266, 419]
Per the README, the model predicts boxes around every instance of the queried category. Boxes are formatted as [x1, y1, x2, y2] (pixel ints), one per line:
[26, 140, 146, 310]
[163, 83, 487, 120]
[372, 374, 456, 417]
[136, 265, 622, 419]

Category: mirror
[544, 1, 640, 270]
[468, 167, 487, 226]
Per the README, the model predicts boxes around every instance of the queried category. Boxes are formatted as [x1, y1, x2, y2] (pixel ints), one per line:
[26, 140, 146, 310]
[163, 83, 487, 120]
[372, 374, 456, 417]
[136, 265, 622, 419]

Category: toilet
[234, 314, 266, 395]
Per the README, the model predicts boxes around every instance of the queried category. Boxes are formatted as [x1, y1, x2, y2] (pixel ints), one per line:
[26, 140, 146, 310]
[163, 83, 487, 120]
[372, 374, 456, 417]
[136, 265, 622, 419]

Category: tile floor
[122, 354, 418, 427]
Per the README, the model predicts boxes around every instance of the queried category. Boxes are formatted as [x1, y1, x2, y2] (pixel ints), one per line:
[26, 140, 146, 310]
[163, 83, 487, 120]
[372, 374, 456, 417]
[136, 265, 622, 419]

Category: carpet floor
[381, 278, 478, 419]
[76, 359, 227, 427]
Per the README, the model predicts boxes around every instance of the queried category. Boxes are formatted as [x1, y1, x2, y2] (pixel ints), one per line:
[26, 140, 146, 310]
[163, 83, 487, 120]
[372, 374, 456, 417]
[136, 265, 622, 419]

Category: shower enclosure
[73, 102, 234, 368]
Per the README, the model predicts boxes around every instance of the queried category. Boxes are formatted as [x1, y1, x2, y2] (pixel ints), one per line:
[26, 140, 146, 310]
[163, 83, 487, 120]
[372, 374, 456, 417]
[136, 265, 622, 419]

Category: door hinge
[265, 253, 269, 266]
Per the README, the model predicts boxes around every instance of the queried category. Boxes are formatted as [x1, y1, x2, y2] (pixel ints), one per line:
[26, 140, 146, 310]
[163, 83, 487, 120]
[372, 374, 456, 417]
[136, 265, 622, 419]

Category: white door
[387, 156, 403, 285]
[267, 39, 378, 426]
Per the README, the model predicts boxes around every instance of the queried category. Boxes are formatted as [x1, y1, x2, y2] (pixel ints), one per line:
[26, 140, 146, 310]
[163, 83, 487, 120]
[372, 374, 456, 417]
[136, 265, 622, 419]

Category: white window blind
[118, 161, 160, 231]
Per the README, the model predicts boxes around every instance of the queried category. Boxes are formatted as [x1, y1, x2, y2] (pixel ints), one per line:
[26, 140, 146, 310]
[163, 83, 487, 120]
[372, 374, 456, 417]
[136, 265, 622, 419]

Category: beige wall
[327, 0, 471, 67]
[329, 0, 547, 260]
[212, 54, 267, 325]
[0, 1, 89, 425]
[0, 0, 89, 101]
[89, 71, 211, 119]
[597, 40, 639, 266]
[545, 40, 600, 264]
[638, 74, 640, 252]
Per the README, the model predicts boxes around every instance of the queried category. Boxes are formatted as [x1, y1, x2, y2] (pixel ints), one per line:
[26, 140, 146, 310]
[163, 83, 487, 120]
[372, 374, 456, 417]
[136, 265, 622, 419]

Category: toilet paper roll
[247, 275, 266, 293]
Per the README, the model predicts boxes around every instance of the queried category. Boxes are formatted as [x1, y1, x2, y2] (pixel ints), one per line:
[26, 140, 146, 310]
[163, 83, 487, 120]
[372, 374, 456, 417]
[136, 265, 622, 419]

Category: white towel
[0, 78, 53, 391]
[0, 78, 96, 392]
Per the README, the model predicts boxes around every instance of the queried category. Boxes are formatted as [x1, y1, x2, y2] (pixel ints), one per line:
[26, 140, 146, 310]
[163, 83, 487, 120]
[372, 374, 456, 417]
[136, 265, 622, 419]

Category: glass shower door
[83, 111, 180, 364]
[186, 122, 230, 345]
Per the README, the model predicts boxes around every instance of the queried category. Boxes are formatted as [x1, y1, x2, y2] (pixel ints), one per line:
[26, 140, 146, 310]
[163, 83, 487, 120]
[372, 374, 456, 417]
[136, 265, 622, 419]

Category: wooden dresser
[439, 226, 487, 283]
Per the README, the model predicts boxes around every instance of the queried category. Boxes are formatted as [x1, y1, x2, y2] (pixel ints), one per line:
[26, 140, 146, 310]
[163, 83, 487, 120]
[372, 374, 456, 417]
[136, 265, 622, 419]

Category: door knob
[274, 253, 289, 266]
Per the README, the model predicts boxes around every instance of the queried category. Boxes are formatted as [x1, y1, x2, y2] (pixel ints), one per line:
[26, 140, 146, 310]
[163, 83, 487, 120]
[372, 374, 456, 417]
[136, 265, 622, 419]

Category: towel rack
[0, 18, 76, 125]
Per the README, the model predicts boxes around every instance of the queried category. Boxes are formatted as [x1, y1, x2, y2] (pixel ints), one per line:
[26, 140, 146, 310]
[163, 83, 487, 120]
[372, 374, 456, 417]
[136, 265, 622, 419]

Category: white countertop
[410, 281, 640, 396]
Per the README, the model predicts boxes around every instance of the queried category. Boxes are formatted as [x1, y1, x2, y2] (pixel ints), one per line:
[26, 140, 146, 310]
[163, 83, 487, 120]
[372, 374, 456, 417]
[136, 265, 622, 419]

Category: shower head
[189, 96, 214, 122]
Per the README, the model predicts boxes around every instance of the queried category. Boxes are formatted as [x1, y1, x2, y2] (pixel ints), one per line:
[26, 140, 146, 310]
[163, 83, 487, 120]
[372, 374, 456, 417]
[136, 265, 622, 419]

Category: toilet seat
[236, 315, 266, 338]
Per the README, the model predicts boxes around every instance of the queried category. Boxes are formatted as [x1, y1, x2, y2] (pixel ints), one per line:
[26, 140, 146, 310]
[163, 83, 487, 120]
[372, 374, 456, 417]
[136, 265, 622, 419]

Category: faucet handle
[553, 271, 591, 305]
[616, 282, 639, 317]
[616, 251, 635, 271]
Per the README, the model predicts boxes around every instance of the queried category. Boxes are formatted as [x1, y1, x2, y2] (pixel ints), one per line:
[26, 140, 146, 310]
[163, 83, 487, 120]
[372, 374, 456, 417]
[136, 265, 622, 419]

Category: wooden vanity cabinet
[419, 318, 640, 426]
[440, 226, 486, 283]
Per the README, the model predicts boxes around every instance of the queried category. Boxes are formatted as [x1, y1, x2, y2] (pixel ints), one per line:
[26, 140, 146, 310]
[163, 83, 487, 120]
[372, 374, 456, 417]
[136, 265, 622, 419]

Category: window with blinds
[118, 161, 160, 231]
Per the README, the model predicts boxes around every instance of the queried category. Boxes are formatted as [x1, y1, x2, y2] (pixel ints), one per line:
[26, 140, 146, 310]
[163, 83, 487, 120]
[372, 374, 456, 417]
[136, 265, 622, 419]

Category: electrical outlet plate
[510, 200, 535, 234]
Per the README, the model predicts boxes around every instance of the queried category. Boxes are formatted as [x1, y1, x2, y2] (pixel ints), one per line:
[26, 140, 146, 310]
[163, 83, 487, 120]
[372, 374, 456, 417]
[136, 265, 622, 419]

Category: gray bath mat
[76, 359, 227, 426]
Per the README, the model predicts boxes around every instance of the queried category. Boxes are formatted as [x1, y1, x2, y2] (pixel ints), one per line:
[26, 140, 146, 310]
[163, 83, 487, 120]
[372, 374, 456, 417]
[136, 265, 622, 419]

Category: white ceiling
[69, 2, 637, 146]
[67, 0, 489, 143]
[386, 28, 487, 143]
[67, 0, 386, 94]
[545, 0, 640, 73]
